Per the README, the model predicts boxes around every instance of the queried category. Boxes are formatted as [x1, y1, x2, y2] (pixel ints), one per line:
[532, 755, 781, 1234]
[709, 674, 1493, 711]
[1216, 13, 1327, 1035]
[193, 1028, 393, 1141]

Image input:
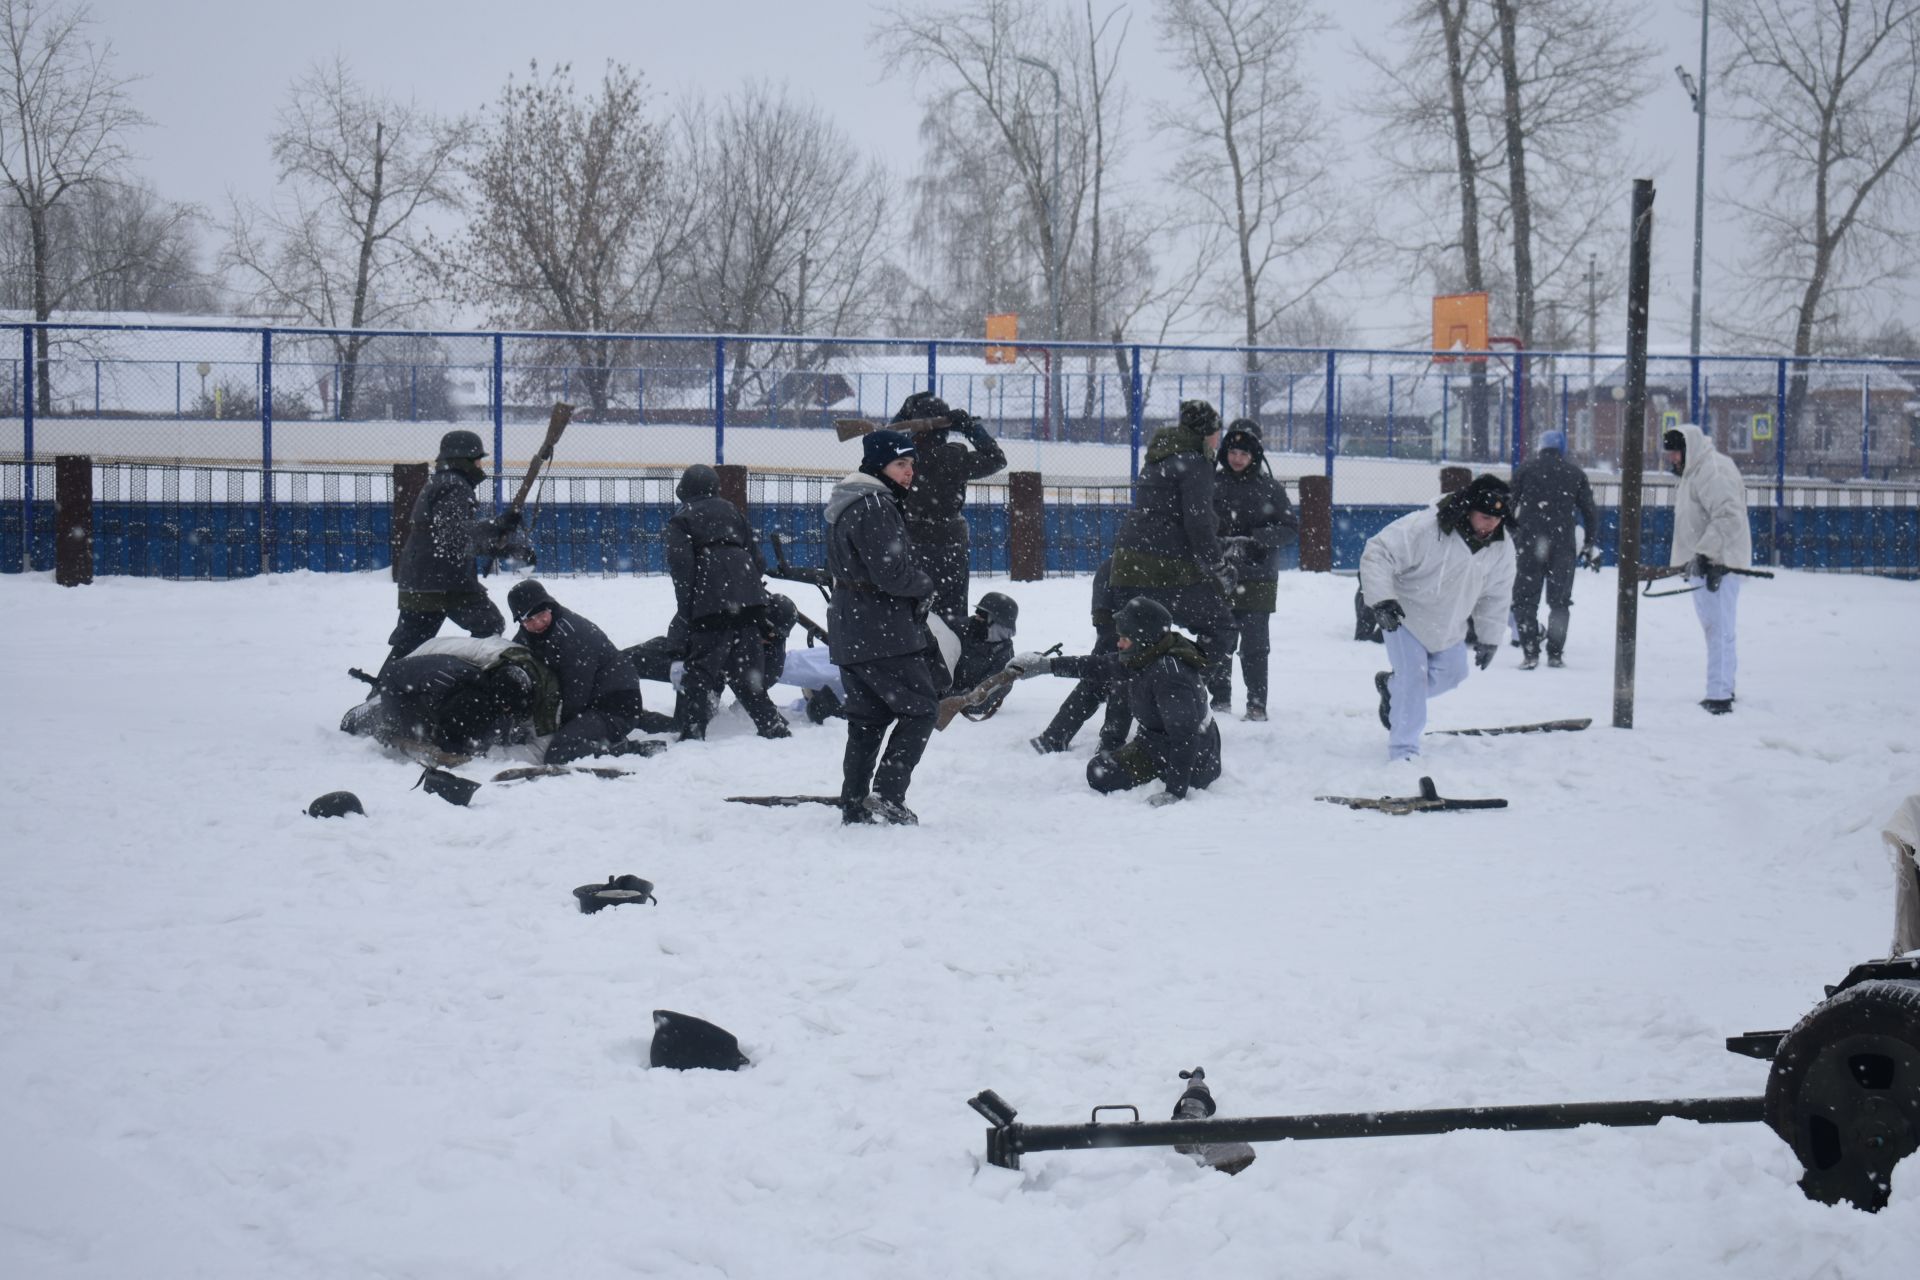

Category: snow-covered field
[1, 566, 1914, 1278]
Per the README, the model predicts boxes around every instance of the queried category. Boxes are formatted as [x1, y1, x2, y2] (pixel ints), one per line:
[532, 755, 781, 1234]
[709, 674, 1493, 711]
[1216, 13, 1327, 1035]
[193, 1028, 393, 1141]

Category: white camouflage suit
[1666, 422, 1753, 703]
[1360, 501, 1515, 759]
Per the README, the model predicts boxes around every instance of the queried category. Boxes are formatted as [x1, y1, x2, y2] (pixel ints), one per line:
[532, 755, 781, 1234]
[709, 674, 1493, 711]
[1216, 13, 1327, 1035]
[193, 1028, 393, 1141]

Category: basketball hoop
[1432, 292, 1489, 364]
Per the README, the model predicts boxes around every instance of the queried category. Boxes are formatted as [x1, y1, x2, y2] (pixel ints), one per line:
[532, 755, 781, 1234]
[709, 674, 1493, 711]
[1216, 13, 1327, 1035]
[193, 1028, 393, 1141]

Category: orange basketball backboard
[985, 313, 1018, 365]
[1432, 292, 1489, 361]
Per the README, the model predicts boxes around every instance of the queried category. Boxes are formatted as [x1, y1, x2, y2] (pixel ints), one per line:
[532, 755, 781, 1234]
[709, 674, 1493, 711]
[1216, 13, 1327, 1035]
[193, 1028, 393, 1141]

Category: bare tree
[439, 61, 695, 415]
[0, 0, 144, 409]
[0, 177, 209, 312]
[674, 82, 896, 409]
[1153, 0, 1365, 409]
[1717, 0, 1920, 437]
[223, 58, 470, 418]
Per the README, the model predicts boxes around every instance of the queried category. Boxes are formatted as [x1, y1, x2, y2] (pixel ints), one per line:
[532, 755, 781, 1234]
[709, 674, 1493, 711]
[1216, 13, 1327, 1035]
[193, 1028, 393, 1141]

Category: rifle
[934, 643, 1061, 731]
[831, 413, 948, 443]
[1636, 562, 1774, 598]
[480, 401, 574, 568]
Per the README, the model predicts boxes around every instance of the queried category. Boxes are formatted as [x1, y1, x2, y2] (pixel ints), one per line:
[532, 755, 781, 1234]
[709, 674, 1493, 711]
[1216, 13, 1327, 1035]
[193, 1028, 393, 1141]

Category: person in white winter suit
[1663, 423, 1753, 714]
[1359, 474, 1516, 760]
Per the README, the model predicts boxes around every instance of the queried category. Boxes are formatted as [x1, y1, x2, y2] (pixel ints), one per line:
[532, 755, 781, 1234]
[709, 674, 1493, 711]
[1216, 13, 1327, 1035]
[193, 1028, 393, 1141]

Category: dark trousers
[1512, 536, 1577, 656]
[677, 623, 789, 739]
[1037, 631, 1133, 752]
[1112, 581, 1239, 667]
[385, 593, 505, 671]
[546, 708, 640, 764]
[1087, 727, 1222, 796]
[839, 653, 938, 806]
[1207, 609, 1272, 710]
[911, 536, 971, 629]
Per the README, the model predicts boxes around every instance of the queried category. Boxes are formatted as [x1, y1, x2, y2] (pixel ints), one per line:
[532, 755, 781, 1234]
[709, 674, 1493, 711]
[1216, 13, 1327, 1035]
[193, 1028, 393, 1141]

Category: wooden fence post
[1008, 471, 1045, 581]
[1440, 465, 1471, 495]
[716, 464, 749, 517]
[1297, 474, 1331, 572]
[391, 462, 428, 580]
[54, 454, 91, 587]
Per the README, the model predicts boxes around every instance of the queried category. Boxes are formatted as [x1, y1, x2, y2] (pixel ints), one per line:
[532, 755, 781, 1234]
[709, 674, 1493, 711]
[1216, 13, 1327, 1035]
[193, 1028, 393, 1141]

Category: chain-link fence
[3, 322, 1915, 577]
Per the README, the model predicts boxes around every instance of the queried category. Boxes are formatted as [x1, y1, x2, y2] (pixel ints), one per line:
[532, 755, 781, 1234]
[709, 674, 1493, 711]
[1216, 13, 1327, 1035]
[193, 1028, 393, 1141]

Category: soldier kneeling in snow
[342, 636, 559, 757]
[1010, 596, 1221, 807]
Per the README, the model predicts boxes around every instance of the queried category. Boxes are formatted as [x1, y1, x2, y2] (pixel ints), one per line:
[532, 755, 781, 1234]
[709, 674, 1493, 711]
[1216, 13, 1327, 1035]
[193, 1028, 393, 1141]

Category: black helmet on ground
[305, 790, 365, 819]
[650, 1009, 749, 1071]
[415, 766, 480, 806]
[676, 463, 720, 501]
[1114, 595, 1173, 646]
[436, 430, 487, 463]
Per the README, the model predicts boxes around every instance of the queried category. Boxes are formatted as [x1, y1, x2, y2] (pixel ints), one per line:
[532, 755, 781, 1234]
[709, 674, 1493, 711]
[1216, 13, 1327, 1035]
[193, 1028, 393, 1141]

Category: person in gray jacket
[384, 430, 516, 672]
[826, 429, 939, 826]
[1012, 596, 1221, 806]
[1664, 423, 1753, 714]
[664, 464, 789, 740]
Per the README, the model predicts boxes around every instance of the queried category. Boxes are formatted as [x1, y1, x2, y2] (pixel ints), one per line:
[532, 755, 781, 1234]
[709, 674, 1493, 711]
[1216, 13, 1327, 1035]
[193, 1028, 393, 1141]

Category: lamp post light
[1014, 53, 1062, 442]
[1674, 2, 1709, 418]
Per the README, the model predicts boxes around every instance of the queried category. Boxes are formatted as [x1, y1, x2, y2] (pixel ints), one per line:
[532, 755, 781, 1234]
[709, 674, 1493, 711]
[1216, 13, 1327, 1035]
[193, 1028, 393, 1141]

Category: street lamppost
[1674, 2, 1709, 419]
[1014, 53, 1062, 442]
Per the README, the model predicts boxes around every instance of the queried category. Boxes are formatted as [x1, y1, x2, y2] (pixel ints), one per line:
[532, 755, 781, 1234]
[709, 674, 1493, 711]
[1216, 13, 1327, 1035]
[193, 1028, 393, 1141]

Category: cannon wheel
[1763, 978, 1920, 1211]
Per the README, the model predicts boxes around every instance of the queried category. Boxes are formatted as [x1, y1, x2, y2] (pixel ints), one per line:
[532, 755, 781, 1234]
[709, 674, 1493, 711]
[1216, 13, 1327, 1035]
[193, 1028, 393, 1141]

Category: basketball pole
[1612, 179, 1656, 730]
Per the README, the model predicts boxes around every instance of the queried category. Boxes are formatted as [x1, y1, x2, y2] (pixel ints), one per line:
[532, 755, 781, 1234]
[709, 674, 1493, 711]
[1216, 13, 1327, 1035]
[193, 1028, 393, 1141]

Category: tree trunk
[30, 207, 52, 414]
[343, 121, 387, 421]
[1494, 0, 1534, 351]
[1438, 0, 1490, 460]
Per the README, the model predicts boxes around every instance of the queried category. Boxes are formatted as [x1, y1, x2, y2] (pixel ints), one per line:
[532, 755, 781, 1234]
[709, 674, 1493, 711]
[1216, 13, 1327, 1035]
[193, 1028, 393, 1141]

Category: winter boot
[1546, 651, 1565, 669]
[1374, 671, 1392, 730]
[1243, 704, 1268, 722]
[1700, 698, 1734, 715]
[1520, 644, 1541, 671]
[805, 687, 844, 724]
[864, 795, 919, 826]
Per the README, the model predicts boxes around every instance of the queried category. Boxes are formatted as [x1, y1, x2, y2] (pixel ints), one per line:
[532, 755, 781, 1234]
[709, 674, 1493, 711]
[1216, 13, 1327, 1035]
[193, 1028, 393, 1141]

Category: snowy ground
[1, 566, 1915, 1278]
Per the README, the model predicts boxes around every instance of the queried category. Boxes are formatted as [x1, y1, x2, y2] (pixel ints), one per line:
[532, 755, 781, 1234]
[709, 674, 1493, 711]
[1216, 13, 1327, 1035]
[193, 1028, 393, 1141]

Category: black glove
[1372, 600, 1405, 633]
[497, 507, 523, 533]
[1704, 562, 1727, 592]
[912, 595, 934, 625]
[1578, 540, 1601, 571]
[1474, 642, 1498, 670]
[1213, 563, 1238, 598]
[1687, 553, 1711, 579]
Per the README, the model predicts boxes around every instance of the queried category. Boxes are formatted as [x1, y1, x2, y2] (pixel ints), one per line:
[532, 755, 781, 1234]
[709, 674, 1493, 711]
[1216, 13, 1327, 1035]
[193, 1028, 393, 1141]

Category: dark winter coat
[824, 472, 936, 667]
[513, 604, 644, 727]
[1056, 631, 1220, 797]
[1213, 444, 1298, 614]
[1111, 428, 1224, 589]
[950, 613, 1013, 693]
[1509, 449, 1597, 550]
[1090, 557, 1119, 636]
[665, 494, 767, 623]
[396, 465, 506, 597]
[372, 640, 561, 752]
[900, 416, 1008, 544]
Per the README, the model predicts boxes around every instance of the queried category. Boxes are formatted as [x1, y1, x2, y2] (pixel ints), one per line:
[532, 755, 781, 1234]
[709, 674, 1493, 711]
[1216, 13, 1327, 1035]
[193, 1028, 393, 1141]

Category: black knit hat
[1114, 595, 1173, 645]
[1178, 400, 1221, 438]
[508, 579, 559, 622]
[1462, 473, 1511, 519]
[1662, 428, 1687, 454]
[860, 429, 917, 476]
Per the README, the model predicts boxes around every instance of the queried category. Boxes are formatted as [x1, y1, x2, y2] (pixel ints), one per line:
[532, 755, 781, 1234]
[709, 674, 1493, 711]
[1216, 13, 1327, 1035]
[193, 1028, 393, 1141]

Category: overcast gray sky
[91, 0, 1782, 349]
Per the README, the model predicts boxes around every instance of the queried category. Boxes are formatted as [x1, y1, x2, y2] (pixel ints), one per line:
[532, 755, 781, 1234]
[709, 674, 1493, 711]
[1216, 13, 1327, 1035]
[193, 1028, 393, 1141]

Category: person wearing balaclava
[1663, 423, 1752, 714]
[888, 390, 1007, 629]
[663, 464, 790, 741]
[1358, 473, 1516, 761]
[1507, 429, 1598, 669]
[1109, 399, 1239, 670]
[383, 429, 518, 674]
[823, 429, 939, 826]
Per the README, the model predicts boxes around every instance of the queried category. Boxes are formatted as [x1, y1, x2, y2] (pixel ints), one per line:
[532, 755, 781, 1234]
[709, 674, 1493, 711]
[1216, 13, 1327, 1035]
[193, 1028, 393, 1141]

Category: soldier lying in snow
[342, 636, 560, 758]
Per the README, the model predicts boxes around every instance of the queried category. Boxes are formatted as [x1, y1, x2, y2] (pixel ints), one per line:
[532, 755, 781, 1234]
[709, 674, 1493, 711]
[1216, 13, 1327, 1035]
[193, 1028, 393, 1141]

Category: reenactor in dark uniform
[1107, 400, 1238, 668]
[1031, 557, 1133, 755]
[343, 636, 558, 757]
[1507, 429, 1598, 669]
[664, 464, 790, 740]
[825, 429, 939, 826]
[506, 580, 649, 763]
[384, 430, 517, 672]
[1209, 419, 1299, 719]
[891, 390, 1007, 628]
[1012, 596, 1221, 805]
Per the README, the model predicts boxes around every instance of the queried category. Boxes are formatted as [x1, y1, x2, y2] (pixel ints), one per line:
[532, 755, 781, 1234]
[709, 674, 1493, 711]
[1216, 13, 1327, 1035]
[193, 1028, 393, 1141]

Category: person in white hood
[1359, 474, 1516, 760]
[1662, 423, 1752, 714]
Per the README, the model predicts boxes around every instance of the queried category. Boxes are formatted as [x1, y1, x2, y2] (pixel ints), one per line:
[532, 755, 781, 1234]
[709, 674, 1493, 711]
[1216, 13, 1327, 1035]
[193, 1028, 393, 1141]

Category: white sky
[89, 0, 1819, 350]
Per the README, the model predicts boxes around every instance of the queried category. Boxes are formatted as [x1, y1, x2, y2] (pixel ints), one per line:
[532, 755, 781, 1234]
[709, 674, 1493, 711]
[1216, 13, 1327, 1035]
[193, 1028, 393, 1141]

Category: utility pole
[1673, 3, 1709, 416]
[1585, 254, 1598, 454]
[1613, 180, 1656, 731]
[1015, 53, 1063, 443]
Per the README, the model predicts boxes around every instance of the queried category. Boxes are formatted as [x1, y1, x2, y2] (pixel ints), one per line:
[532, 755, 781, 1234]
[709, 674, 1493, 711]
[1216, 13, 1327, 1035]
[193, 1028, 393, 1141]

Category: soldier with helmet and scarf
[383, 429, 520, 673]
[888, 390, 1008, 628]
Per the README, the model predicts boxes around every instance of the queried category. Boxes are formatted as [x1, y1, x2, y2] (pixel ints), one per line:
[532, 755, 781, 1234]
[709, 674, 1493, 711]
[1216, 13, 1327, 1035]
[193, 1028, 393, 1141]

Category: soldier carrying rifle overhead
[382, 430, 517, 676]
